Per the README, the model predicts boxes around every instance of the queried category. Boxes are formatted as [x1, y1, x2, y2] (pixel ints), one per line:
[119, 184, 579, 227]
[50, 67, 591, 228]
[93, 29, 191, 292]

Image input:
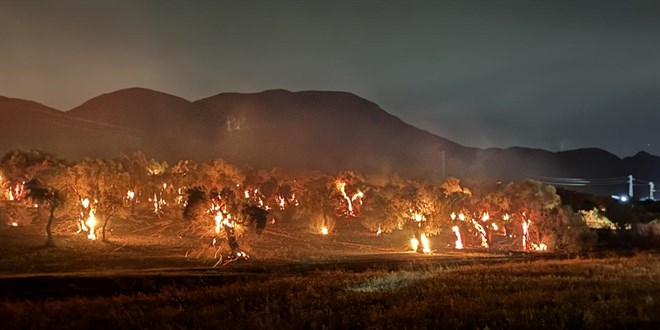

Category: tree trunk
[45, 206, 55, 247]
[102, 215, 111, 242]
[223, 224, 240, 251]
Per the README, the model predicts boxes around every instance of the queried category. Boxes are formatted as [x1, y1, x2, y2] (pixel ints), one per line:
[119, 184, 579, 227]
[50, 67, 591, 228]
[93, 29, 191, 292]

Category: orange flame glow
[452, 225, 463, 249]
[420, 233, 431, 254]
[336, 181, 354, 215]
[86, 211, 97, 240]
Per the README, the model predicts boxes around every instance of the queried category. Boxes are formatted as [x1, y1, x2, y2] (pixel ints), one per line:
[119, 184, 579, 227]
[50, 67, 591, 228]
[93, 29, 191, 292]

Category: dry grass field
[0, 215, 658, 329]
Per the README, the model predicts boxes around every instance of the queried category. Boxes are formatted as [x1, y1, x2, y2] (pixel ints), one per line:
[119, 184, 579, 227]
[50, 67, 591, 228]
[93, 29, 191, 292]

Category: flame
[8, 182, 25, 201]
[491, 222, 499, 231]
[277, 195, 286, 210]
[153, 193, 158, 212]
[481, 212, 490, 222]
[11, 222, 18, 227]
[81, 198, 90, 209]
[420, 233, 431, 254]
[531, 243, 548, 251]
[473, 221, 489, 248]
[214, 212, 223, 234]
[411, 234, 431, 254]
[236, 251, 247, 258]
[336, 181, 354, 216]
[127, 190, 135, 200]
[320, 226, 329, 235]
[411, 237, 419, 251]
[376, 226, 382, 236]
[522, 220, 529, 250]
[503, 213, 510, 221]
[351, 190, 364, 206]
[452, 226, 463, 249]
[458, 213, 465, 221]
[86, 211, 97, 240]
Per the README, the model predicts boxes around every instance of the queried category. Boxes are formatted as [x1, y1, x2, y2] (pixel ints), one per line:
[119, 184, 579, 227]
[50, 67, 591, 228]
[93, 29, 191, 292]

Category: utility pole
[650, 182, 656, 201]
[628, 175, 634, 198]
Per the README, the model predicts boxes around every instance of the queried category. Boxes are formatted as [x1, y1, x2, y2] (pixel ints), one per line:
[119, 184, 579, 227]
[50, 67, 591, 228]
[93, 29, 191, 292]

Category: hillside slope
[1, 88, 657, 195]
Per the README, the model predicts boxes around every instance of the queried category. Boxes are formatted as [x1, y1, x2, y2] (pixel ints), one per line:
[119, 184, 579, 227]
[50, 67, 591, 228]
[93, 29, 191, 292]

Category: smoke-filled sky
[1, 0, 658, 157]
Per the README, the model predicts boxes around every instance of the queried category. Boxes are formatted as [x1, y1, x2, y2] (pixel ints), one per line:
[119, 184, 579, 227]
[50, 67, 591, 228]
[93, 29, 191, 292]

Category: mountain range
[1, 87, 658, 196]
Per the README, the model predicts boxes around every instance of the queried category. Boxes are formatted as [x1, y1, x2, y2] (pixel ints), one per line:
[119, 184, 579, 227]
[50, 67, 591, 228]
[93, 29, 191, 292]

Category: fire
[335, 181, 362, 217]
[176, 188, 184, 204]
[471, 219, 489, 248]
[214, 212, 223, 234]
[336, 181, 354, 215]
[352, 190, 364, 206]
[481, 212, 490, 222]
[420, 233, 431, 254]
[222, 214, 234, 228]
[412, 212, 425, 223]
[127, 190, 135, 200]
[411, 234, 431, 254]
[153, 192, 159, 213]
[376, 226, 382, 236]
[86, 211, 97, 240]
[452, 225, 463, 249]
[78, 198, 91, 236]
[531, 243, 548, 251]
[320, 226, 329, 235]
[522, 220, 529, 250]
[520, 217, 547, 251]
[8, 182, 25, 201]
[411, 237, 419, 251]
[277, 195, 286, 210]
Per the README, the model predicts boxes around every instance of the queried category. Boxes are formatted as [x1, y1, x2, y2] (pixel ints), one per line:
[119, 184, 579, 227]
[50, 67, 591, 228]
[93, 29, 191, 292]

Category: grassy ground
[0, 214, 658, 329]
[1, 253, 658, 329]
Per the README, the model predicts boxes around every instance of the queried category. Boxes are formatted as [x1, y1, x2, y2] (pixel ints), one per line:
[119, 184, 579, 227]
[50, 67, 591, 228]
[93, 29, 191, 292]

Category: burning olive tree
[331, 171, 366, 218]
[63, 159, 130, 241]
[184, 185, 269, 258]
[0, 150, 64, 202]
[298, 175, 335, 233]
[500, 179, 595, 252]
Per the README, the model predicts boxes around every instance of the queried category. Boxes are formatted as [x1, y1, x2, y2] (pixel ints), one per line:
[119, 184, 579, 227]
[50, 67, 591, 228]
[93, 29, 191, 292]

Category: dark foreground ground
[0, 221, 659, 329]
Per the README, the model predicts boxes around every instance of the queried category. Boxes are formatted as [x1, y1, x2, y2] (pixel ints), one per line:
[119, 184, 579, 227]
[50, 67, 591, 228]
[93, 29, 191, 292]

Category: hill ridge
[1, 88, 658, 195]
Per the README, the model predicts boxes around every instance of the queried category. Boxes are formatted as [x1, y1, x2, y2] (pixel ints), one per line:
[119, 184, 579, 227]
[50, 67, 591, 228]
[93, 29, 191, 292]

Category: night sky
[1, 0, 658, 157]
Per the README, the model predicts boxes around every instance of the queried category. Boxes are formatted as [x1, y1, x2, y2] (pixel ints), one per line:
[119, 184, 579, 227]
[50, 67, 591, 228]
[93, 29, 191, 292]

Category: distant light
[611, 195, 629, 202]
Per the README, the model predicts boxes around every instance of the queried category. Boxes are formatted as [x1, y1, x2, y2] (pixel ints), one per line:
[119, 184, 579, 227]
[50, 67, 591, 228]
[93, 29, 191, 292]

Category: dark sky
[1, 0, 658, 157]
